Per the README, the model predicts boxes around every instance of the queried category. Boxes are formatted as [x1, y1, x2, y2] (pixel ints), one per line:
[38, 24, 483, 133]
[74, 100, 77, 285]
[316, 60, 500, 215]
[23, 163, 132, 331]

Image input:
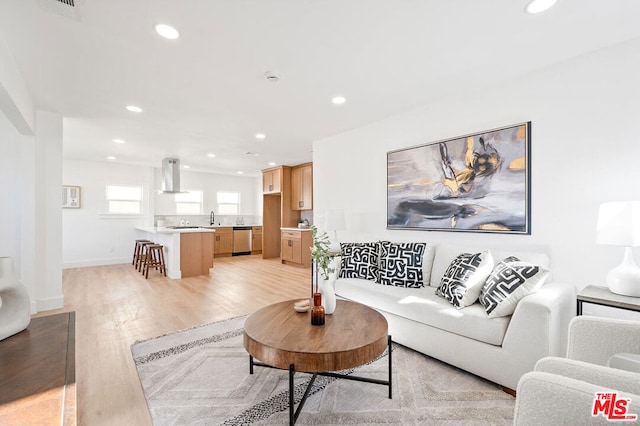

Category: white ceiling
[2, 0, 640, 176]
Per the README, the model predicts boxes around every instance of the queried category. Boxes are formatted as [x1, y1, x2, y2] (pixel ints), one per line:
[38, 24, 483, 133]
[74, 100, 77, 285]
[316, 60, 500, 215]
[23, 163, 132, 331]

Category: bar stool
[137, 242, 155, 272]
[132, 239, 152, 267]
[142, 244, 167, 279]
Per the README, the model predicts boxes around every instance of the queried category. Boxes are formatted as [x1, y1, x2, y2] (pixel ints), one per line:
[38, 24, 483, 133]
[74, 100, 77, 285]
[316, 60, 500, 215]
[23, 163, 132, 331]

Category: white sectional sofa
[332, 242, 576, 391]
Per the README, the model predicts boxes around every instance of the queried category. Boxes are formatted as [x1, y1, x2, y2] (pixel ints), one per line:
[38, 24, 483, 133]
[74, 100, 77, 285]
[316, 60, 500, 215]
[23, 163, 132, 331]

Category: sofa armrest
[535, 356, 640, 395]
[514, 371, 640, 426]
[567, 316, 640, 365]
[502, 281, 576, 357]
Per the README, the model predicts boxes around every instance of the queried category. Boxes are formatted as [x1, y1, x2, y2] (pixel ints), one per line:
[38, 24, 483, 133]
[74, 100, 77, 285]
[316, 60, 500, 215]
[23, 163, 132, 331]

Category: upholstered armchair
[514, 316, 640, 425]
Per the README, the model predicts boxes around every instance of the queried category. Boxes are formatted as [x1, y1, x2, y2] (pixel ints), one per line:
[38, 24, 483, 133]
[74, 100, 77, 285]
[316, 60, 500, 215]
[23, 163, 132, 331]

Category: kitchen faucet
[210, 211, 215, 225]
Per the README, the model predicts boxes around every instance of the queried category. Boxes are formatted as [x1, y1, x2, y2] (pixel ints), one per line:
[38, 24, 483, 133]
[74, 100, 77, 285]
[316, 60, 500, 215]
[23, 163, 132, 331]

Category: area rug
[131, 316, 515, 425]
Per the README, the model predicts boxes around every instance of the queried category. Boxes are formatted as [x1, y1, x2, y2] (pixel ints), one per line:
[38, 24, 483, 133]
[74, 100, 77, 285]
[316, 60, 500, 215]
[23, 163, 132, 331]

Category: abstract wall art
[387, 122, 531, 234]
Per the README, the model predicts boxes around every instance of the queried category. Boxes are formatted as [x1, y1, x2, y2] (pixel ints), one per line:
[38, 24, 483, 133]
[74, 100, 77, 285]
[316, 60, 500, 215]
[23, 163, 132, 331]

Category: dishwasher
[232, 226, 252, 256]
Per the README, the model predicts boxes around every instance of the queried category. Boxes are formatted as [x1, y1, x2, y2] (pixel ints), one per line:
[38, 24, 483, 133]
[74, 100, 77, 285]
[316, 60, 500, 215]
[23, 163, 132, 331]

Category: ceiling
[1, 0, 640, 177]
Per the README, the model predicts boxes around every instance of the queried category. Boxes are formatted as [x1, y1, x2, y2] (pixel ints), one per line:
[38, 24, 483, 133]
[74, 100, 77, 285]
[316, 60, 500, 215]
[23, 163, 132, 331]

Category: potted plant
[310, 226, 337, 314]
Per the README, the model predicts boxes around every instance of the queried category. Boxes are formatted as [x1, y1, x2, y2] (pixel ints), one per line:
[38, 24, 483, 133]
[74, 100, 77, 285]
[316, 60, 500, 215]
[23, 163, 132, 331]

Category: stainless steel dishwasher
[232, 226, 252, 255]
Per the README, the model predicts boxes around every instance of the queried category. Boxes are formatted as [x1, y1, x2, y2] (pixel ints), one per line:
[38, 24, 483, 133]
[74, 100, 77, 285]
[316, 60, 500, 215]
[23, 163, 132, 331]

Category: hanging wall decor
[387, 122, 531, 234]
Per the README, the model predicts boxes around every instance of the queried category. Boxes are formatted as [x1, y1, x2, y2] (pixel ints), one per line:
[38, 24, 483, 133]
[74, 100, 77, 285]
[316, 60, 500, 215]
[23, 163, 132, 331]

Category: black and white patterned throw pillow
[338, 242, 379, 280]
[435, 251, 493, 308]
[378, 241, 426, 288]
[479, 256, 550, 318]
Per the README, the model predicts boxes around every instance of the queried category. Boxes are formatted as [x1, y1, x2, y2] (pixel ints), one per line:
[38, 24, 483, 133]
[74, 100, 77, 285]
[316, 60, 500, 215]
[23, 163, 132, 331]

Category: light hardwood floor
[39, 255, 311, 426]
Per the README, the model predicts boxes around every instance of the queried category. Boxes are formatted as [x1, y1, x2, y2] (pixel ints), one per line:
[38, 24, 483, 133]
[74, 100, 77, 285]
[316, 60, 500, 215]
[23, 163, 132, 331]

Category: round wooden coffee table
[243, 299, 392, 424]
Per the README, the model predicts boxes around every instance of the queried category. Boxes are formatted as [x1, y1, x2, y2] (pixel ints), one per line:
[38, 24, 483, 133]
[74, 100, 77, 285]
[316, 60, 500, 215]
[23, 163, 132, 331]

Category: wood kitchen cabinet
[262, 167, 282, 194]
[180, 232, 214, 277]
[281, 229, 312, 268]
[291, 162, 313, 211]
[213, 227, 233, 258]
[252, 226, 263, 254]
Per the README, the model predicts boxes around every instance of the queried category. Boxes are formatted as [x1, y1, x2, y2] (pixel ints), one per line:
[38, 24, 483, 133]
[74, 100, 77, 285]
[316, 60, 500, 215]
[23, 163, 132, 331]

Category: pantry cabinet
[291, 162, 313, 211]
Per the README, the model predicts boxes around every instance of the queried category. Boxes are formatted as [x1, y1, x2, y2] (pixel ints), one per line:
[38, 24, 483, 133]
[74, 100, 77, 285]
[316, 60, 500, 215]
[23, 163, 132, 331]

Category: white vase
[0, 257, 31, 341]
[318, 278, 336, 315]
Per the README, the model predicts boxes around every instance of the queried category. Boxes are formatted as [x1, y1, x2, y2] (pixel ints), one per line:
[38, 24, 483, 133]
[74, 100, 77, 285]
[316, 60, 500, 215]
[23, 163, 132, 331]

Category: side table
[576, 285, 640, 321]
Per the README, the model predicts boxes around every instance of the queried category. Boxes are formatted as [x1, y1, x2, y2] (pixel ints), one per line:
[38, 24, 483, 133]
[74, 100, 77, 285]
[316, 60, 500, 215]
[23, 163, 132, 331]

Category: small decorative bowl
[294, 299, 310, 313]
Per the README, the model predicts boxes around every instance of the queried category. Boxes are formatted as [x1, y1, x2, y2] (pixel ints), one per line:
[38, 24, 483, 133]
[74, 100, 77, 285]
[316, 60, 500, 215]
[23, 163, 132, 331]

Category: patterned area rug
[131, 316, 515, 425]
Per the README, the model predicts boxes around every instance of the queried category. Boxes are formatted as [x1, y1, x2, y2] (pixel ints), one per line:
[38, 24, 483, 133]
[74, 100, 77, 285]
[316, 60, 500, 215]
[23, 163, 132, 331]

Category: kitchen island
[136, 227, 216, 279]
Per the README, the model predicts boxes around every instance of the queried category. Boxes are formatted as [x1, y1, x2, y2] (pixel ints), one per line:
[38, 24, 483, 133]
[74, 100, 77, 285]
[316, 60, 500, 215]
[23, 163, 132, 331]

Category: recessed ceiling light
[183, 165, 190, 169]
[125, 105, 143, 113]
[237, 171, 243, 174]
[268, 162, 276, 166]
[155, 24, 180, 40]
[207, 153, 216, 158]
[525, 0, 558, 14]
[112, 139, 126, 144]
[332, 96, 346, 105]
[107, 156, 116, 160]
[255, 133, 266, 140]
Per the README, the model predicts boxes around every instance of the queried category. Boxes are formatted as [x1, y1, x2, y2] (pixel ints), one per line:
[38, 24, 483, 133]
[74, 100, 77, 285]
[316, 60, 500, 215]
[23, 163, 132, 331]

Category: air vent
[37, 0, 80, 20]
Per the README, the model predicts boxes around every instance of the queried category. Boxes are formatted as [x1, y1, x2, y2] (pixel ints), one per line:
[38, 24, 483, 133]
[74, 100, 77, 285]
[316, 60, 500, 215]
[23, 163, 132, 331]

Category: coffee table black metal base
[249, 335, 393, 425]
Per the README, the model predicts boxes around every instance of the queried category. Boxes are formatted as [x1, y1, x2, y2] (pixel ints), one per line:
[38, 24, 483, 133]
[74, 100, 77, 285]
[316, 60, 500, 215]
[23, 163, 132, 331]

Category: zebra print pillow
[378, 242, 427, 288]
[479, 256, 550, 318]
[338, 242, 380, 280]
[435, 251, 493, 308]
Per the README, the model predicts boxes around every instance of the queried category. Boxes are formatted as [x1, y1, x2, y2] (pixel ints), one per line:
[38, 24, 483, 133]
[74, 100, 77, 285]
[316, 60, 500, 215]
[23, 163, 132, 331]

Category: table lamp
[596, 201, 640, 297]
[325, 209, 345, 253]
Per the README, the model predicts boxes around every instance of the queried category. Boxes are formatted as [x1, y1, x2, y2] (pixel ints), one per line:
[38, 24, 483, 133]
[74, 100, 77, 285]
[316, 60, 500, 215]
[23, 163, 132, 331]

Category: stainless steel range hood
[161, 158, 182, 193]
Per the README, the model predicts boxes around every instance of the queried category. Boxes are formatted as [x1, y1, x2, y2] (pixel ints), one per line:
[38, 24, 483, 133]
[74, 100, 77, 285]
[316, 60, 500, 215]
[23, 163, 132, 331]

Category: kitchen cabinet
[291, 162, 313, 211]
[213, 227, 233, 258]
[262, 165, 300, 260]
[281, 229, 312, 268]
[180, 232, 214, 277]
[262, 167, 282, 194]
[252, 226, 263, 254]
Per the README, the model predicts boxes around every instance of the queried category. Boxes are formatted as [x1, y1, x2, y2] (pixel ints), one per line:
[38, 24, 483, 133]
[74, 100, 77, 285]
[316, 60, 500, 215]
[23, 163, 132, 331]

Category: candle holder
[311, 292, 325, 326]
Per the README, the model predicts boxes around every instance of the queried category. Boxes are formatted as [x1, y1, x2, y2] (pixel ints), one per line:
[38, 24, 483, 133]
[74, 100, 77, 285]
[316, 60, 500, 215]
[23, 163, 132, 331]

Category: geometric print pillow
[435, 251, 494, 308]
[377, 241, 426, 288]
[479, 256, 550, 318]
[338, 242, 380, 281]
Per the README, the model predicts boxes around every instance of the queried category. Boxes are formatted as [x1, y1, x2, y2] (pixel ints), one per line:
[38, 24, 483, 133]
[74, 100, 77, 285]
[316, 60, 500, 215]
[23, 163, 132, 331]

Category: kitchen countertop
[280, 227, 312, 231]
[136, 226, 217, 234]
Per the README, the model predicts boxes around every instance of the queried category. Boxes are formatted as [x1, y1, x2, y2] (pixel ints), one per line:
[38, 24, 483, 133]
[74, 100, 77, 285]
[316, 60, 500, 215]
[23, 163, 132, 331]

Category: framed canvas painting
[387, 122, 531, 234]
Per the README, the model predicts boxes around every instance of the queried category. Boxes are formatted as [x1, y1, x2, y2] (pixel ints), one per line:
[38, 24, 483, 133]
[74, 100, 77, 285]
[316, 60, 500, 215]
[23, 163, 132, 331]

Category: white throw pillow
[479, 256, 550, 318]
[435, 251, 494, 308]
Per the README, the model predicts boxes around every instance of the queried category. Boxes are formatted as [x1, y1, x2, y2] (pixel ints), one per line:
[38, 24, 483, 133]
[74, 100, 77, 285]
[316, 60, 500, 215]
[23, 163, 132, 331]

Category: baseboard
[63, 257, 130, 269]
[37, 295, 64, 312]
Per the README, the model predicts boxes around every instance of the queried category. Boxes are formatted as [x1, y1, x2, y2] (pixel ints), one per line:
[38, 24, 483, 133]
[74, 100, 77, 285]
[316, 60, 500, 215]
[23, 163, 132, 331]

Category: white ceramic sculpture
[0, 257, 31, 341]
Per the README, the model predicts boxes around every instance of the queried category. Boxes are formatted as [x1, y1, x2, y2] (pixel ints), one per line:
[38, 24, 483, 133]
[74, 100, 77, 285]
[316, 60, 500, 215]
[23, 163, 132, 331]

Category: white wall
[313, 37, 640, 289]
[62, 159, 155, 268]
[0, 35, 63, 313]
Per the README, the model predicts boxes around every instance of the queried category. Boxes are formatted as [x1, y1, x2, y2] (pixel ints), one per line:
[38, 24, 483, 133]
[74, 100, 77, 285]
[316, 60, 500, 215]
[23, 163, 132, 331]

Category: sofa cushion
[435, 251, 494, 308]
[338, 242, 379, 280]
[335, 277, 510, 346]
[378, 241, 427, 288]
[479, 256, 550, 318]
[429, 243, 551, 287]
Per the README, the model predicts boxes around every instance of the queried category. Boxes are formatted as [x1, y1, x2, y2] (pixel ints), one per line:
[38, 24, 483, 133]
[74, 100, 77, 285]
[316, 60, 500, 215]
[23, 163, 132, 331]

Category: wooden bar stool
[137, 242, 155, 272]
[132, 239, 152, 267]
[142, 244, 166, 279]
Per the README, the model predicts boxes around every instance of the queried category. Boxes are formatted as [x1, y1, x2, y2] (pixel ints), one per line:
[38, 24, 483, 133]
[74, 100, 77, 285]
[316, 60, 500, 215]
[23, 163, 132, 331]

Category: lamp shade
[325, 209, 345, 231]
[596, 201, 640, 247]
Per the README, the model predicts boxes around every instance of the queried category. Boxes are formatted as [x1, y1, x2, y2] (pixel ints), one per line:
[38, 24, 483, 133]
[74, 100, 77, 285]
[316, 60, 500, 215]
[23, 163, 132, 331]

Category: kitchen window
[217, 192, 240, 215]
[175, 190, 203, 215]
[106, 185, 143, 214]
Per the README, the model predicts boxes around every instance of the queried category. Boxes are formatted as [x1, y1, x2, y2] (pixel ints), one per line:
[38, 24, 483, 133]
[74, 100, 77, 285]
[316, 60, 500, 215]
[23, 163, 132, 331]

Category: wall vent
[37, 0, 80, 20]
